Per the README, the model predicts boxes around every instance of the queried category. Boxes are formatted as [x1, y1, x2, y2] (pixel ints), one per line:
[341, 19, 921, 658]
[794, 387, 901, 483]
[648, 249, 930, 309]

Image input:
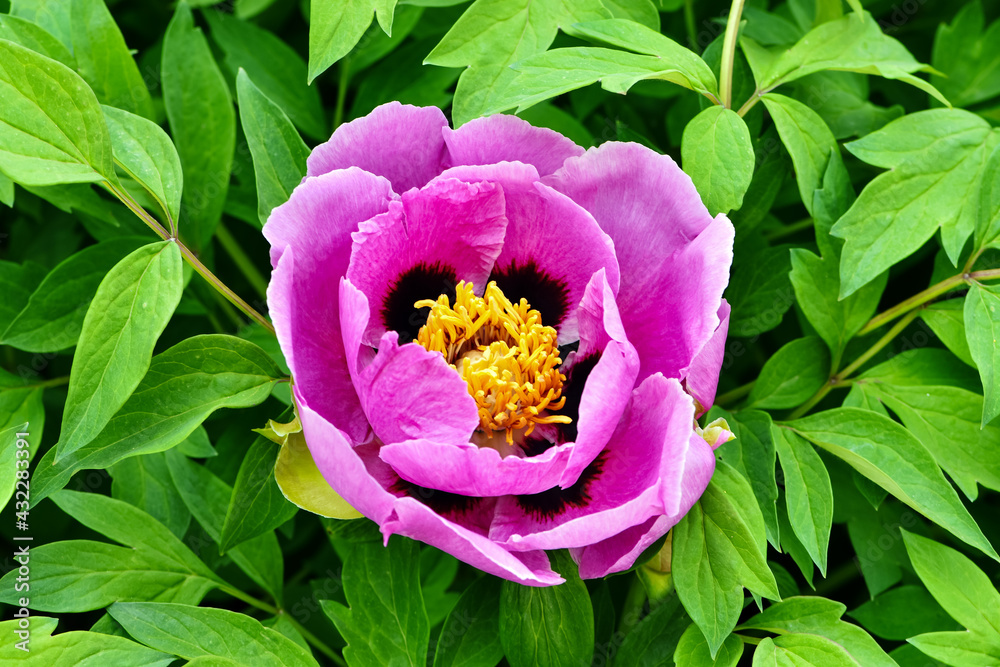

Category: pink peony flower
[265, 102, 734, 586]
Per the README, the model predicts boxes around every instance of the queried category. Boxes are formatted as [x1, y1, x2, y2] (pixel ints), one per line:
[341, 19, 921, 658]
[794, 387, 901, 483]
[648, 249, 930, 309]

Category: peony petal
[383, 499, 563, 586]
[557, 269, 639, 486]
[433, 162, 619, 342]
[264, 168, 396, 442]
[685, 300, 731, 416]
[346, 178, 507, 345]
[570, 515, 673, 580]
[306, 102, 448, 192]
[379, 439, 575, 497]
[444, 114, 584, 177]
[341, 275, 478, 447]
[545, 142, 734, 381]
[489, 375, 697, 551]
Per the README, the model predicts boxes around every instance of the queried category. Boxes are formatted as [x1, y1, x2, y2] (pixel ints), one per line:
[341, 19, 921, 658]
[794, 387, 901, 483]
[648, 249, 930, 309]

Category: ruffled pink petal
[379, 439, 575, 497]
[489, 375, 697, 551]
[570, 515, 673, 580]
[545, 143, 734, 381]
[339, 279, 478, 447]
[432, 162, 619, 343]
[264, 169, 396, 442]
[558, 269, 639, 486]
[443, 114, 585, 177]
[346, 178, 507, 345]
[383, 499, 563, 586]
[306, 102, 448, 192]
[299, 390, 561, 586]
[685, 300, 731, 416]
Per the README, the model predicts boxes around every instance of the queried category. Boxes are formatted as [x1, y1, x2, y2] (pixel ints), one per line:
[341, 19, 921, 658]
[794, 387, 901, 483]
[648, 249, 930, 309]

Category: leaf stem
[787, 310, 919, 419]
[719, 0, 746, 109]
[19, 375, 70, 390]
[764, 217, 813, 241]
[104, 181, 275, 336]
[716, 380, 754, 407]
[216, 221, 268, 300]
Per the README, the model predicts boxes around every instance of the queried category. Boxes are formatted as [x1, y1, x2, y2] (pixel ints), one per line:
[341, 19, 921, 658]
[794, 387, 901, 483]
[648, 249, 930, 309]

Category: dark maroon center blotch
[382, 261, 458, 343]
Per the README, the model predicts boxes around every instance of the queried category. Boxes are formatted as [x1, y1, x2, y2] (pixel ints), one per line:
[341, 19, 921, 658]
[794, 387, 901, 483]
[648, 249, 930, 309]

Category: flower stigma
[415, 281, 571, 444]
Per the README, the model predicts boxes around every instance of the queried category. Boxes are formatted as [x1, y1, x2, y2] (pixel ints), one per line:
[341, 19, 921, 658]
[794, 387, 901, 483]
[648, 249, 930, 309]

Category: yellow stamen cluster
[415, 281, 571, 443]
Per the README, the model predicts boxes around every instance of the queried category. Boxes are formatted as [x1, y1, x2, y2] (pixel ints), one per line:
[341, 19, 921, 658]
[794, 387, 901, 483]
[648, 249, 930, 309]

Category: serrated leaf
[773, 428, 833, 576]
[0, 38, 118, 186]
[236, 70, 310, 227]
[109, 602, 319, 667]
[162, 2, 235, 251]
[32, 335, 283, 505]
[831, 110, 996, 296]
[322, 537, 429, 667]
[57, 241, 183, 460]
[964, 282, 1000, 426]
[682, 106, 754, 216]
[747, 337, 830, 409]
[786, 408, 998, 561]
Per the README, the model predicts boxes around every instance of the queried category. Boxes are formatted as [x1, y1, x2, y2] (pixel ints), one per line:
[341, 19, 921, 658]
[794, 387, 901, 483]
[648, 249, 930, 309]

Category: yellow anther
[416, 281, 571, 443]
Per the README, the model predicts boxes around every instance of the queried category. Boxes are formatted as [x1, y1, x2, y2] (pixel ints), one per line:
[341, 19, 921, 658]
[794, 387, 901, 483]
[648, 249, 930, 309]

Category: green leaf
[785, 408, 999, 561]
[610, 595, 689, 666]
[57, 241, 184, 460]
[831, 110, 996, 297]
[102, 106, 184, 228]
[322, 536, 430, 667]
[499, 551, 594, 667]
[110, 452, 192, 539]
[849, 585, 959, 641]
[752, 634, 859, 667]
[965, 283, 1000, 426]
[205, 11, 326, 140]
[563, 19, 718, 98]
[854, 351, 1000, 500]
[715, 409, 780, 549]
[0, 14, 75, 67]
[274, 428, 363, 519]
[432, 576, 503, 667]
[759, 11, 944, 102]
[0, 370, 45, 509]
[220, 434, 297, 553]
[0, 619, 173, 666]
[932, 1, 1000, 108]
[12, 0, 154, 118]
[773, 428, 833, 576]
[789, 72, 902, 141]
[674, 462, 780, 657]
[308, 0, 389, 83]
[31, 335, 283, 505]
[600, 0, 659, 29]
[908, 632, 1000, 666]
[682, 106, 754, 216]
[921, 299, 975, 367]
[976, 143, 1000, 252]
[760, 93, 838, 216]
[901, 530, 1000, 640]
[0, 38, 118, 186]
[789, 249, 886, 366]
[747, 337, 830, 409]
[162, 1, 236, 251]
[674, 624, 743, 666]
[739, 596, 896, 667]
[0, 490, 224, 611]
[236, 70, 310, 227]
[725, 240, 794, 338]
[1, 237, 147, 353]
[426, 0, 607, 68]
[165, 448, 284, 601]
[109, 602, 319, 666]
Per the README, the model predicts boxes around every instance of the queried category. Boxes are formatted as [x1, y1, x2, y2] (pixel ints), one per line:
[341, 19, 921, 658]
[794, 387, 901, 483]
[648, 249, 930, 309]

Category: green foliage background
[1, 0, 1000, 665]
